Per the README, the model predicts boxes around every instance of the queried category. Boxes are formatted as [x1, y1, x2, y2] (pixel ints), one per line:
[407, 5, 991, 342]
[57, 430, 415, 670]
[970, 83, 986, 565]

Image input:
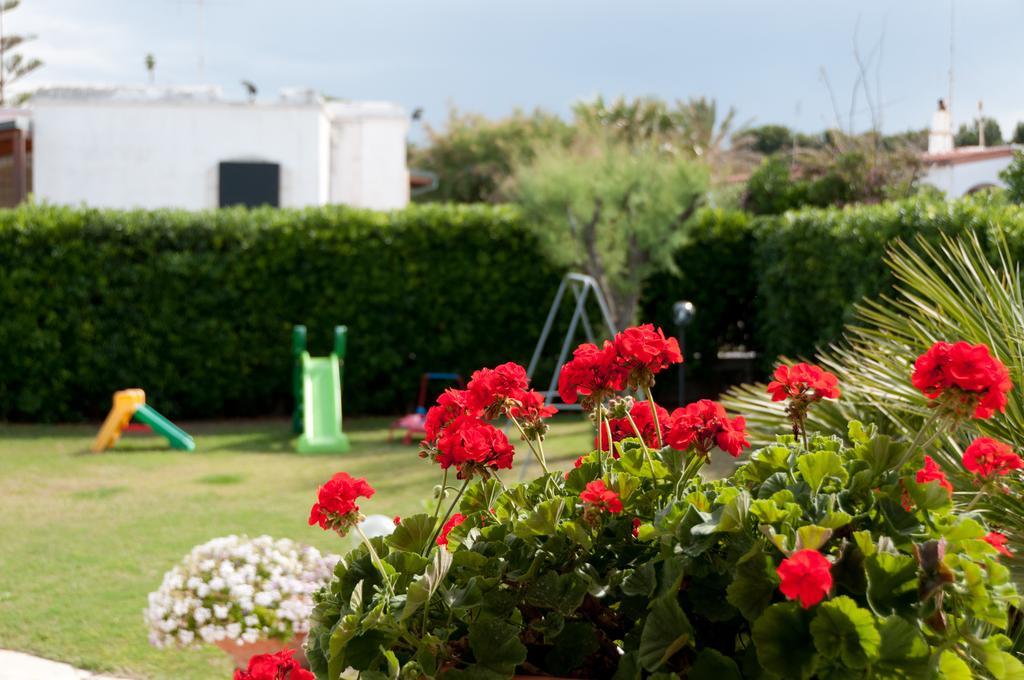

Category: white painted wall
[30, 87, 409, 211]
[328, 102, 410, 210]
[921, 154, 1014, 198]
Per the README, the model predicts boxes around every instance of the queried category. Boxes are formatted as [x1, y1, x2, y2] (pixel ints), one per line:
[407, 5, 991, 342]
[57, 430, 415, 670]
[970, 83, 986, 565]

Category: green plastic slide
[133, 403, 196, 451]
[296, 352, 351, 453]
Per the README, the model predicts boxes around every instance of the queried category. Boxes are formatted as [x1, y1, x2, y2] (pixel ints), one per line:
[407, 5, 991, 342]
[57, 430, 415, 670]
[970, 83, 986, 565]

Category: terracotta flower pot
[214, 633, 308, 669]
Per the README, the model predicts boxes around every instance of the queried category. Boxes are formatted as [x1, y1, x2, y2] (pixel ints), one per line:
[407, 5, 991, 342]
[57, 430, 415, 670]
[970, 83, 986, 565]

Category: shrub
[0, 203, 560, 421]
[753, 197, 1024, 363]
[305, 328, 1022, 678]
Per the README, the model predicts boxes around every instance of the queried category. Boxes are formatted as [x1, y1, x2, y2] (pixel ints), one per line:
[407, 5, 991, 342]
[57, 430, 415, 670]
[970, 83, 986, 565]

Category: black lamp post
[672, 300, 696, 406]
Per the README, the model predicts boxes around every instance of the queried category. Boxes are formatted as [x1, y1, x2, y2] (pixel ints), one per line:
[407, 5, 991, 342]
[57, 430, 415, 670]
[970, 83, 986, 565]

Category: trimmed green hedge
[0, 204, 561, 421]
[4, 197, 1023, 422]
[754, 196, 1024, 361]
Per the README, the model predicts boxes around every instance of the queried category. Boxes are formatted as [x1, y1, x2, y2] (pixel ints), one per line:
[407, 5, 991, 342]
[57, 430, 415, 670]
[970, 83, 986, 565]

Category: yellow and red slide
[91, 389, 196, 453]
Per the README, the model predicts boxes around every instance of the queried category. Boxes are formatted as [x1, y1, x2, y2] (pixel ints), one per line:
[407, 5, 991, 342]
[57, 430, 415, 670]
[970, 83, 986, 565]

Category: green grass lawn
[0, 416, 593, 679]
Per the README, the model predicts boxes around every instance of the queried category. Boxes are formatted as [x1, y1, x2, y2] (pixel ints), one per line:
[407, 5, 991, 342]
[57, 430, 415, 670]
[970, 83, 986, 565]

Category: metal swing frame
[526, 273, 617, 411]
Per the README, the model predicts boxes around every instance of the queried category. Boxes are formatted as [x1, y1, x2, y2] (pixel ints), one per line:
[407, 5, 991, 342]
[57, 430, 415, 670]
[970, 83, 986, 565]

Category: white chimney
[928, 98, 953, 154]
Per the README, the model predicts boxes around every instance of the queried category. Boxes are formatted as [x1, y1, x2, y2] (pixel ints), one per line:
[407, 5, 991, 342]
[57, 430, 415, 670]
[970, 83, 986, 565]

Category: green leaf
[400, 546, 452, 621]
[872, 615, 930, 680]
[750, 498, 802, 524]
[386, 513, 437, 553]
[726, 542, 779, 621]
[617, 445, 670, 479]
[865, 552, 918, 616]
[904, 476, 952, 511]
[639, 595, 694, 671]
[622, 562, 657, 598]
[938, 651, 974, 680]
[819, 510, 853, 529]
[848, 420, 871, 444]
[688, 648, 742, 680]
[544, 621, 599, 675]
[797, 450, 847, 493]
[795, 524, 833, 551]
[468, 618, 527, 676]
[691, 491, 750, 536]
[809, 595, 881, 669]
[852, 435, 907, 478]
[515, 497, 565, 537]
[524, 570, 589, 615]
[751, 601, 818, 679]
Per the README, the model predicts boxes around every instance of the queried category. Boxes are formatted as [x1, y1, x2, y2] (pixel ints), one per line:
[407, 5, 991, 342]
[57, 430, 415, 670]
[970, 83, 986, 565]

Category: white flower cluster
[144, 535, 338, 649]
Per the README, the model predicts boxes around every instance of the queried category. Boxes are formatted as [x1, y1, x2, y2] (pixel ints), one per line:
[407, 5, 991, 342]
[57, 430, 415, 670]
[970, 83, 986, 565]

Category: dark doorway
[218, 161, 280, 208]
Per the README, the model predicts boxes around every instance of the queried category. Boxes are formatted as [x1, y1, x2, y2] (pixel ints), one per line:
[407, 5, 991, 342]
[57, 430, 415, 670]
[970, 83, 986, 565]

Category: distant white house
[920, 99, 1019, 198]
[27, 85, 410, 211]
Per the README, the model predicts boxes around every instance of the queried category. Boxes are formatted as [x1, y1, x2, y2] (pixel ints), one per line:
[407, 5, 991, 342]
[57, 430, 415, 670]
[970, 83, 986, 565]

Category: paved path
[0, 650, 131, 680]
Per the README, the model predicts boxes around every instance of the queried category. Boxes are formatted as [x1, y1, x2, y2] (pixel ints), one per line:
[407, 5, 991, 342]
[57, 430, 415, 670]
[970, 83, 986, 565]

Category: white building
[921, 99, 1019, 198]
[28, 85, 410, 211]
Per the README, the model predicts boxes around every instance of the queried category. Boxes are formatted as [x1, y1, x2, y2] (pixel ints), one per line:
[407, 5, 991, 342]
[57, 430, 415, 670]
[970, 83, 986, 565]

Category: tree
[955, 117, 1004, 147]
[145, 53, 155, 84]
[998, 151, 1024, 204]
[410, 108, 573, 203]
[574, 95, 758, 182]
[1013, 122, 1024, 145]
[509, 132, 709, 329]
[0, 0, 42, 105]
[746, 124, 794, 155]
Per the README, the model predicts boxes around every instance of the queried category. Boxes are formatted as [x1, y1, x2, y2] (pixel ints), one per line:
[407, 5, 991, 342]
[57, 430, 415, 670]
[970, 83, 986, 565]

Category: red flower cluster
[308, 472, 375, 536]
[766, 363, 841, 403]
[423, 389, 475, 443]
[613, 324, 683, 390]
[558, 325, 683, 408]
[776, 549, 832, 609]
[962, 437, 1024, 478]
[632, 517, 642, 538]
[916, 455, 953, 494]
[436, 415, 516, 479]
[984, 531, 1013, 557]
[911, 341, 1012, 419]
[466, 362, 530, 416]
[664, 400, 750, 458]
[436, 513, 466, 547]
[579, 480, 623, 514]
[234, 649, 313, 680]
[558, 341, 627, 408]
[422, 362, 553, 475]
[506, 388, 558, 426]
[595, 400, 669, 454]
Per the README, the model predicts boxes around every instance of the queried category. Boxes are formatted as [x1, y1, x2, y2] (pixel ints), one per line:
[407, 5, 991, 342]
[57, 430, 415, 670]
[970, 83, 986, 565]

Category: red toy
[389, 372, 464, 444]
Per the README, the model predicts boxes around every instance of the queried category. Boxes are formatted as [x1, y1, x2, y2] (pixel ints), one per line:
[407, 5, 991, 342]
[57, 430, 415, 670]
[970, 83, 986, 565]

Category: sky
[10, 0, 1024, 141]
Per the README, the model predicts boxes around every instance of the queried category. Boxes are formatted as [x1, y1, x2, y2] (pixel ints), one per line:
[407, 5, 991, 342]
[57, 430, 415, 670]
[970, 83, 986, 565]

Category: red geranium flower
[436, 415, 516, 479]
[234, 649, 313, 680]
[767, 363, 841, 403]
[423, 389, 476, 443]
[777, 549, 832, 609]
[436, 513, 466, 547]
[632, 517, 642, 538]
[613, 324, 683, 389]
[665, 400, 750, 458]
[595, 400, 670, 455]
[557, 341, 628, 409]
[308, 472, 375, 536]
[579, 480, 623, 513]
[507, 388, 557, 439]
[916, 455, 953, 494]
[393, 516, 401, 526]
[911, 341, 1012, 419]
[963, 437, 1024, 478]
[984, 531, 1013, 557]
[466, 362, 530, 416]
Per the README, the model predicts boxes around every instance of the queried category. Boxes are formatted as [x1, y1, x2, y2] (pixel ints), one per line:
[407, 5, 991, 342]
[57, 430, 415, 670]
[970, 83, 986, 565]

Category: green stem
[509, 414, 549, 474]
[624, 410, 657, 479]
[896, 409, 945, 470]
[965, 481, 989, 511]
[674, 451, 707, 497]
[644, 386, 664, 448]
[355, 524, 394, 598]
[426, 478, 472, 551]
[430, 469, 449, 522]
